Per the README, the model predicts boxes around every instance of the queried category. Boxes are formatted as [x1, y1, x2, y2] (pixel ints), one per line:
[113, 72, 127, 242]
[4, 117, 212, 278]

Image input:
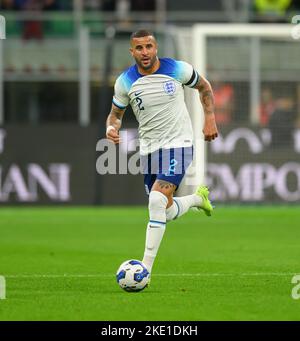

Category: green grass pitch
[0, 206, 299, 321]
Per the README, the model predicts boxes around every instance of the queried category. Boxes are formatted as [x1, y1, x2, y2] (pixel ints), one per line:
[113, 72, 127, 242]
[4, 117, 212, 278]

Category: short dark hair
[130, 29, 155, 41]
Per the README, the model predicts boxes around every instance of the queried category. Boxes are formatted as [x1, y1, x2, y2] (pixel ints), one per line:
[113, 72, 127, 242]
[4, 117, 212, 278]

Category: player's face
[130, 36, 158, 71]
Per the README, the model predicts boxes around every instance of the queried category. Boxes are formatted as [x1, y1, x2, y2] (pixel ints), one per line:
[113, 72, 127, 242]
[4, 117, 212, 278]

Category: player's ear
[129, 47, 134, 56]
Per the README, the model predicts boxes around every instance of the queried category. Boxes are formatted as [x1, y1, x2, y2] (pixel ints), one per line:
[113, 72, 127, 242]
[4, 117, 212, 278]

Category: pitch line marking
[4, 272, 297, 278]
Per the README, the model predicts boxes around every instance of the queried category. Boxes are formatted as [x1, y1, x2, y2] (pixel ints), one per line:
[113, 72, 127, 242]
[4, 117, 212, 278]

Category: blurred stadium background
[0, 0, 299, 206]
[1, 0, 300, 321]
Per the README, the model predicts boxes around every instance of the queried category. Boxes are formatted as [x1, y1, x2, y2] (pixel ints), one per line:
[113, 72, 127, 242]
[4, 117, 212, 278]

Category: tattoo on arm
[106, 104, 125, 130]
[111, 106, 124, 120]
[195, 76, 215, 115]
[201, 90, 214, 115]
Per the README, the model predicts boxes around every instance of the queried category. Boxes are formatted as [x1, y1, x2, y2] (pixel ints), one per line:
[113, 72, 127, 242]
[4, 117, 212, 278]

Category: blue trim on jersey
[173, 198, 180, 220]
[135, 58, 182, 81]
[154, 58, 178, 78]
[149, 220, 166, 226]
[154, 58, 192, 84]
[119, 58, 190, 89]
[112, 98, 127, 109]
[119, 65, 144, 92]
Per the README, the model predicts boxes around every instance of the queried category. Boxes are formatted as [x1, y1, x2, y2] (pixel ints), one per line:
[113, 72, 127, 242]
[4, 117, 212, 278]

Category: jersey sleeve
[175, 61, 199, 88]
[112, 74, 130, 109]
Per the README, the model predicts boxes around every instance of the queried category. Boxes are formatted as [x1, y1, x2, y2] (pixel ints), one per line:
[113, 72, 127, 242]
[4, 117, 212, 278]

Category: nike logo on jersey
[134, 91, 143, 97]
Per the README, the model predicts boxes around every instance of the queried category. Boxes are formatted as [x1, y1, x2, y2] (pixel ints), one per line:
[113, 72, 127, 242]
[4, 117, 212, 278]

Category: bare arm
[194, 75, 219, 141]
[106, 103, 126, 144]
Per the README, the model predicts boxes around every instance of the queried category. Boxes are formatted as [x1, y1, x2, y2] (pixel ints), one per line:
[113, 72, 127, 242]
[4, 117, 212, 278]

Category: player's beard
[136, 55, 158, 71]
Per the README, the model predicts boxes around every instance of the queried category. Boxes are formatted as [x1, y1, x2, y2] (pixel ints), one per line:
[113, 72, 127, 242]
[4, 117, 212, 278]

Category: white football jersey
[113, 58, 199, 155]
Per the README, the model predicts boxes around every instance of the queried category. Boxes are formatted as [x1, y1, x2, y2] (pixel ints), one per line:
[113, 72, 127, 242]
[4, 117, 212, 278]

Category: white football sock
[142, 191, 168, 272]
[166, 194, 202, 221]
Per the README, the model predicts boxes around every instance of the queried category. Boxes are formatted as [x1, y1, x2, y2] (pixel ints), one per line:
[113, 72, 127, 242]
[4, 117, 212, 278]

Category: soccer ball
[116, 259, 150, 292]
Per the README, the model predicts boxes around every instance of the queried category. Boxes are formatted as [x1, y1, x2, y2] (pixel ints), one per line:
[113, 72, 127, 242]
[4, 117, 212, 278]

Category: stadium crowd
[0, 0, 299, 19]
[0, 0, 156, 11]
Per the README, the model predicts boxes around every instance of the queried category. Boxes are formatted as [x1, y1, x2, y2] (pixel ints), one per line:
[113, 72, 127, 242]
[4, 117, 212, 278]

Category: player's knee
[148, 191, 168, 212]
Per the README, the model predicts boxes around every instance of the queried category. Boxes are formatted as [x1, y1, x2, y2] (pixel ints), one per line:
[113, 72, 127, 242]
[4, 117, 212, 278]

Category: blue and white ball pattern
[116, 260, 150, 292]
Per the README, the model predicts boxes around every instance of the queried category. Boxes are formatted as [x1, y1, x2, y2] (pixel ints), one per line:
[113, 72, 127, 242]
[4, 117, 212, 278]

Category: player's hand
[203, 115, 218, 142]
[106, 125, 121, 144]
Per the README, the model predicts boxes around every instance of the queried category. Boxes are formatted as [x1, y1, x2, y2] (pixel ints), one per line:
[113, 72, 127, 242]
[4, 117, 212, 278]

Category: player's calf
[142, 191, 168, 272]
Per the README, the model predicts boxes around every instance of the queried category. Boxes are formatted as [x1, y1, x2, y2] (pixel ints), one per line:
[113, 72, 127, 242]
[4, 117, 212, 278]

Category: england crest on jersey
[163, 81, 176, 95]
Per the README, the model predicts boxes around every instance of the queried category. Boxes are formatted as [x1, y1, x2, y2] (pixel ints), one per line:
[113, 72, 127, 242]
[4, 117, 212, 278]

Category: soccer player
[106, 29, 218, 273]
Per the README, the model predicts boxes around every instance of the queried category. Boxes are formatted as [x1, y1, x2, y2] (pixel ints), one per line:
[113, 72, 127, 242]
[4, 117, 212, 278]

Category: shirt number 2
[134, 92, 144, 111]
